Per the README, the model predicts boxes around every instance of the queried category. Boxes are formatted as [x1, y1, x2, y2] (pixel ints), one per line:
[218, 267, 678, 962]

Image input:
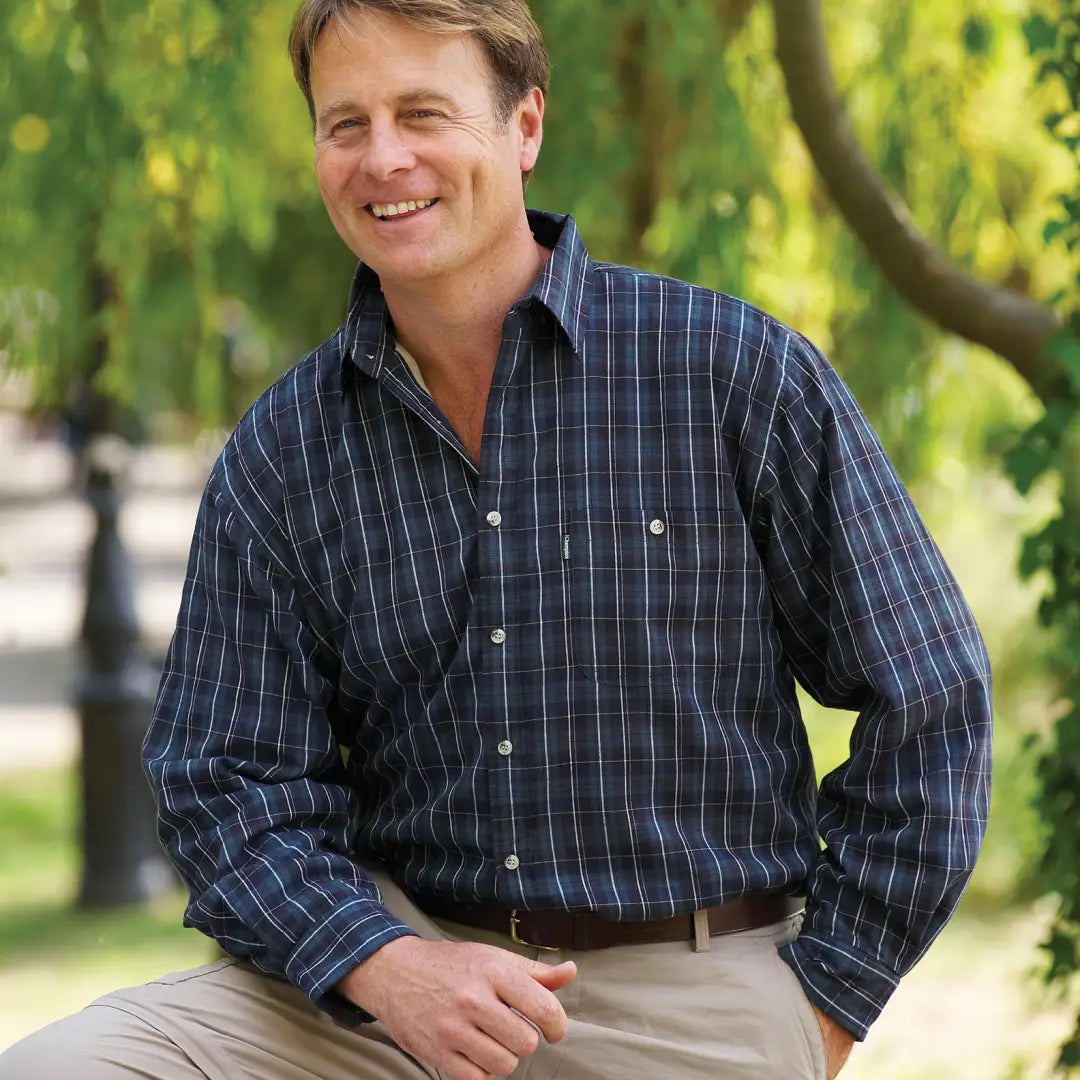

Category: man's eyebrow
[316, 99, 360, 130]
[396, 89, 459, 110]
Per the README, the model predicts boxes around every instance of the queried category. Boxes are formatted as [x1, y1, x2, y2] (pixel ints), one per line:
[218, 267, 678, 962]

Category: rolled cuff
[283, 897, 419, 1025]
[778, 931, 901, 1041]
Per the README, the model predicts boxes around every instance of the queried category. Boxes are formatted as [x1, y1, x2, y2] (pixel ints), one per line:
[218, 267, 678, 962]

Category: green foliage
[1, 0, 1067, 466]
[1017, 2, 1080, 1070]
[0, 0, 350, 427]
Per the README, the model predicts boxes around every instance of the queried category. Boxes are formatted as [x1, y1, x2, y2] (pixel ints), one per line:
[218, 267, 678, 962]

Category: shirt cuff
[283, 896, 420, 1025]
[778, 929, 901, 1041]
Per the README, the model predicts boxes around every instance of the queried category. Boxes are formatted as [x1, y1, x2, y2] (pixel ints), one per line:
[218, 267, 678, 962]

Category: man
[0, 1, 991, 1078]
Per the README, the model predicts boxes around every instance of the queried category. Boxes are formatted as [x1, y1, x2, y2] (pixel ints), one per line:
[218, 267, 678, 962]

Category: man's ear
[517, 87, 544, 173]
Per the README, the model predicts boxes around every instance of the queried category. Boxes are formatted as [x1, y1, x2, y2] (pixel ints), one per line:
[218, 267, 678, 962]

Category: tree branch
[770, 0, 1060, 401]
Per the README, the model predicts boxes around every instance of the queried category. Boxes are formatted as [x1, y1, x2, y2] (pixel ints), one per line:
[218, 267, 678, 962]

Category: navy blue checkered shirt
[145, 211, 992, 1040]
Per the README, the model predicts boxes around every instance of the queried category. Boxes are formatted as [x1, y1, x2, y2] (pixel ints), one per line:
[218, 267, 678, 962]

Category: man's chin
[357, 246, 447, 285]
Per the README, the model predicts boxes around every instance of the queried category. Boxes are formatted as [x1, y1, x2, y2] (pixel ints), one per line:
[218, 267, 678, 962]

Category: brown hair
[288, 0, 550, 124]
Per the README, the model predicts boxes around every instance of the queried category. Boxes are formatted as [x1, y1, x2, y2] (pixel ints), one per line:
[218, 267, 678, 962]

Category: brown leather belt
[412, 892, 803, 952]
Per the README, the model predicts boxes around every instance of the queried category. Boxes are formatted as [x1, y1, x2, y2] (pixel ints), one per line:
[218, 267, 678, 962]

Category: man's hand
[810, 1005, 855, 1080]
[338, 937, 577, 1080]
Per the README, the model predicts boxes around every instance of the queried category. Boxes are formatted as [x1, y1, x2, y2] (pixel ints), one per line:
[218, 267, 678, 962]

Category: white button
[503, 854, 520, 871]
[486, 511, 503, 528]
[649, 519, 666, 536]
[490, 628, 507, 645]
[497, 740, 513, 756]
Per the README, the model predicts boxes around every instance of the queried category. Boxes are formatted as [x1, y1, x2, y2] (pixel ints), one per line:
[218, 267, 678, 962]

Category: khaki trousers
[0, 871, 827, 1080]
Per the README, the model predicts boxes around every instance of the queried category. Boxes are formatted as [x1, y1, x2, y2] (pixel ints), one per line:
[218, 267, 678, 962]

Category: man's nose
[363, 121, 415, 181]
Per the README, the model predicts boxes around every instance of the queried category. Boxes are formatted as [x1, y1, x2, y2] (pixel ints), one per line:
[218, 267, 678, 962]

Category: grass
[0, 767, 212, 1048]
[0, 764, 1073, 1077]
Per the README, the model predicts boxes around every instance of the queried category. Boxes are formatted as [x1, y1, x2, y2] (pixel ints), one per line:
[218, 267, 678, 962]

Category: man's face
[309, 9, 543, 291]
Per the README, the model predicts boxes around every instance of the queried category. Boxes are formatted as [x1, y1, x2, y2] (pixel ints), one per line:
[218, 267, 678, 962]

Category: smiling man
[0, 3, 991, 1080]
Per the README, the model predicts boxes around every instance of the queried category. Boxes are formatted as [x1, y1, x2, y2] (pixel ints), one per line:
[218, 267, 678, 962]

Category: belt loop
[692, 909, 712, 952]
[572, 913, 589, 951]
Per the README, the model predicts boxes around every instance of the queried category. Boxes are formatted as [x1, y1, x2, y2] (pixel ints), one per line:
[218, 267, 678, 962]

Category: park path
[0, 411, 206, 775]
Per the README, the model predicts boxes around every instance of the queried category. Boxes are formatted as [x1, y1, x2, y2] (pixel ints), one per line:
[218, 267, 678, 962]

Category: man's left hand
[810, 1005, 855, 1080]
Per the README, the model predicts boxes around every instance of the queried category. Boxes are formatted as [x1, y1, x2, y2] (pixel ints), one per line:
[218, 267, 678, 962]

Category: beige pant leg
[0, 957, 438, 1080]
[0, 869, 452, 1080]
[0, 997, 211, 1080]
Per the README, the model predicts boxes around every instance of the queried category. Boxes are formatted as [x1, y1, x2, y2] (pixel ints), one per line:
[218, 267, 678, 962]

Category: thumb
[525, 959, 578, 989]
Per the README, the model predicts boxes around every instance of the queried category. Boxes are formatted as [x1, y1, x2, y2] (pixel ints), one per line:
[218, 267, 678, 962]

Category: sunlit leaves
[0, 0, 309, 420]
[10, 114, 50, 153]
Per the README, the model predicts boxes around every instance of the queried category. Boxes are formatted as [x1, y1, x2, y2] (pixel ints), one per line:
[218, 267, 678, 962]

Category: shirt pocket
[569, 503, 746, 687]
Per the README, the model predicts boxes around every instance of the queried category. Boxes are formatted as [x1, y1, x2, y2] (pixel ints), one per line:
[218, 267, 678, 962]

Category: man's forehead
[315, 6, 478, 61]
[310, 10, 497, 111]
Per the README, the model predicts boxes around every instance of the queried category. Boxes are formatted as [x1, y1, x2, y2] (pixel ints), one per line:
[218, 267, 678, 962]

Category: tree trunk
[769, 0, 1060, 401]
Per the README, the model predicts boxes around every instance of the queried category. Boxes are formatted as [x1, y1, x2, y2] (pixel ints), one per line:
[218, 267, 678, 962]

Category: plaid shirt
[145, 211, 992, 1040]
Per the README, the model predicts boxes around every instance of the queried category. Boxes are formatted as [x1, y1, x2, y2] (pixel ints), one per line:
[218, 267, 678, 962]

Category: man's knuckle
[451, 986, 483, 1011]
[497, 1051, 521, 1075]
[535, 998, 559, 1023]
[432, 1013, 461, 1042]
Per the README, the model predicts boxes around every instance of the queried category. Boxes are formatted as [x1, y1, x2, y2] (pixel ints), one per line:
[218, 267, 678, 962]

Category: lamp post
[75, 435, 174, 908]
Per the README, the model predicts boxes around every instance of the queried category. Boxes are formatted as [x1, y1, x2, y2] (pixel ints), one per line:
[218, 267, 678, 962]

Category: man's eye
[410, 110, 439, 120]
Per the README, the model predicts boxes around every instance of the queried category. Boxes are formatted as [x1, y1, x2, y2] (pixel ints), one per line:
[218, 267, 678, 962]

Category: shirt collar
[340, 210, 591, 382]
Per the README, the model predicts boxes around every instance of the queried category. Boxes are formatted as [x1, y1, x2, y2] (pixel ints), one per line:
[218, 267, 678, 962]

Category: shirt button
[649, 519, 667, 536]
[490, 628, 507, 645]
[486, 511, 503, 528]
[503, 854, 520, 871]
[497, 740, 513, 756]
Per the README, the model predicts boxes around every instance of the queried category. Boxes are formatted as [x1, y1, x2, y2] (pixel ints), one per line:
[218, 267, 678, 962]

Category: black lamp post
[75, 435, 174, 907]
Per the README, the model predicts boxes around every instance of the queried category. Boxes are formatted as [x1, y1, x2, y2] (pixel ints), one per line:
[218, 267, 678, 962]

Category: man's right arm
[143, 466, 417, 1025]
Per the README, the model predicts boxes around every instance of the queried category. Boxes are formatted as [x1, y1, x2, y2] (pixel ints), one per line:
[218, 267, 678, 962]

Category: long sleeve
[143, 456, 416, 1026]
[756, 332, 993, 1039]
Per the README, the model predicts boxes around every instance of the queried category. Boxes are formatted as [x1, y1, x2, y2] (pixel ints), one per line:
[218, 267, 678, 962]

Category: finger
[495, 970, 569, 1044]
[453, 1027, 520, 1079]
[527, 959, 577, 991]
[443, 1049, 500, 1080]
[475, 1005, 542, 1059]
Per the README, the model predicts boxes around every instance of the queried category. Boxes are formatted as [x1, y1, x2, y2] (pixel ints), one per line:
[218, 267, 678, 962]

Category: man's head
[289, 0, 549, 292]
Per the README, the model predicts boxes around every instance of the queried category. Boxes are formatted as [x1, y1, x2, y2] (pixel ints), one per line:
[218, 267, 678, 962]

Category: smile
[367, 199, 438, 220]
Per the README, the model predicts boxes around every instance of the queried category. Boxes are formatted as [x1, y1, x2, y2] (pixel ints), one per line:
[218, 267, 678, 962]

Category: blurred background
[2, 0, 1080, 1076]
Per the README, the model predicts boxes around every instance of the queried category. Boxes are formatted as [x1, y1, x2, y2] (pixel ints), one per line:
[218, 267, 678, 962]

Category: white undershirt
[394, 341, 431, 396]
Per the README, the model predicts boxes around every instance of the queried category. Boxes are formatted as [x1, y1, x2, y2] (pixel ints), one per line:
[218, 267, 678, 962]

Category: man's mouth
[367, 198, 438, 221]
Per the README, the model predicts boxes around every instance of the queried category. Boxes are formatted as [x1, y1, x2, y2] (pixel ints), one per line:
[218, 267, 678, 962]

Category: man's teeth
[371, 199, 434, 219]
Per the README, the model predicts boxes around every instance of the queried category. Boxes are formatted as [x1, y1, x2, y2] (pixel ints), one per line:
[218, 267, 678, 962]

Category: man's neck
[383, 225, 550, 384]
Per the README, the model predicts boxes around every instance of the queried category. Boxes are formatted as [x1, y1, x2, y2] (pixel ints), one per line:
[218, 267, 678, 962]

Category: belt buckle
[509, 910, 560, 952]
